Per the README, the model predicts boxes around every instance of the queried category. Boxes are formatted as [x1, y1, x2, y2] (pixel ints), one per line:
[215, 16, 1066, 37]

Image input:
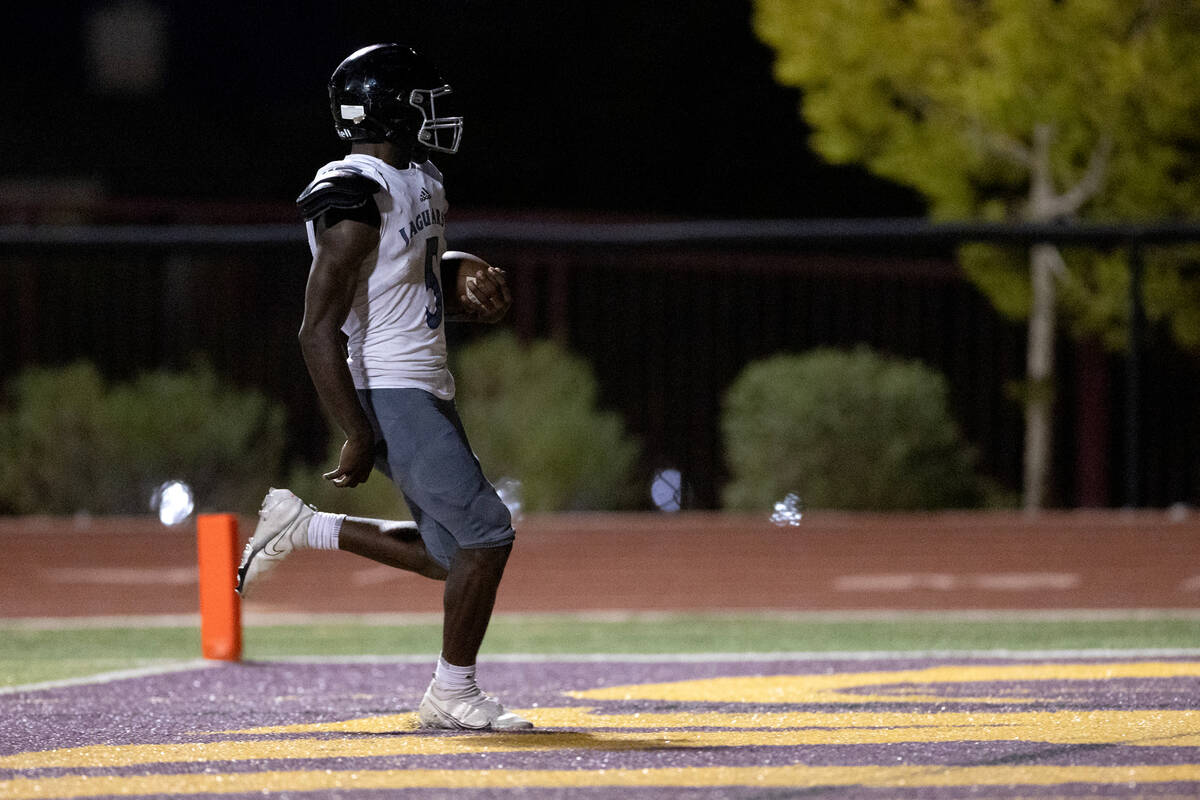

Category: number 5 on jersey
[423, 236, 443, 329]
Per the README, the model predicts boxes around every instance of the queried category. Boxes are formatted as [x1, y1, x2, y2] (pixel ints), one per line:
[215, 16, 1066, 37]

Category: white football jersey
[305, 154, 455, 398]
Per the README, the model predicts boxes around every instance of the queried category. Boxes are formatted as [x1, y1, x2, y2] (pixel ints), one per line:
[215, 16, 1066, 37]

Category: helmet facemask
[408, 86, 463, 154]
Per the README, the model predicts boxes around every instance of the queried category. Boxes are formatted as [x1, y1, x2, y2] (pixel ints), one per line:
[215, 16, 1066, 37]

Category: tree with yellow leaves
[754, 0, 1200, 509]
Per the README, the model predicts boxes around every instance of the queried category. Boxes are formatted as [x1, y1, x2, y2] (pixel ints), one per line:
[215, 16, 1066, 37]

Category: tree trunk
[1022, 123, 1059, 513]
[1005, 124, 1108, 511]
[1023, 243, 1058, 511]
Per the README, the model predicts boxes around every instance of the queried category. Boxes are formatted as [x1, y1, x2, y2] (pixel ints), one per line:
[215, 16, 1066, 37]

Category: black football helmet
[328, 44, 463, 155]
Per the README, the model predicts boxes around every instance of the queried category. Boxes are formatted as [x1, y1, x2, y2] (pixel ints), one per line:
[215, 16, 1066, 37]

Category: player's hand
[324, 435, 373, 488]
[461, 266, 512, 323]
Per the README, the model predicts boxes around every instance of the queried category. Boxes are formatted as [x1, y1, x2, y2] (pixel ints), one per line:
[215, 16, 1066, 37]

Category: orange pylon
[196, 513, 242, 661]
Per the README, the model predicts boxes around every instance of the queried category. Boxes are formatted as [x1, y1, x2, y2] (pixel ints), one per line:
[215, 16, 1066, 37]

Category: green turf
[4, 614, 1200, 688]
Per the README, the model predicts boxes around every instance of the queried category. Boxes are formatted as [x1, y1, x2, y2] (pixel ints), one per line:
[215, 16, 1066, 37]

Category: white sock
[307, 511, 345, 550]
[434, 654, 477, 694]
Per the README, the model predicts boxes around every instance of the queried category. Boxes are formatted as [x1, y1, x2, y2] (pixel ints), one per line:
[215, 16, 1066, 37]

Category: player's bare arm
[298, 217, 379, 488]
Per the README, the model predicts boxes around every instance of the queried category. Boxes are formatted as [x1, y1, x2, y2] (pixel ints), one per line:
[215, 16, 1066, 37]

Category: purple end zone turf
[3, 656, 1200, 799]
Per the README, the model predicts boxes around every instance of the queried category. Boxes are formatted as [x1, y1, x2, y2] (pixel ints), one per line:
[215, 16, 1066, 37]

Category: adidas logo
[418, 187, 432, 203]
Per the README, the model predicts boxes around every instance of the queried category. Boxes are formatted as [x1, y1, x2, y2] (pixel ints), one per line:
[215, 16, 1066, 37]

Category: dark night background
[0, 1, 957, 513]
[2, 1, 923, 218]
[4, 2, 1196, 509]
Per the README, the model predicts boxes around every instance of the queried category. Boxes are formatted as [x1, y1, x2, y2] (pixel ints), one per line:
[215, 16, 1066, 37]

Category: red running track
[3, 511, 1199, 618]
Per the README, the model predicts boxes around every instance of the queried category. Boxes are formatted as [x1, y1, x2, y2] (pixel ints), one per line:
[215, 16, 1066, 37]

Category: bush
[452, 332, 641, 511]
[721, 347, 991, 511]
[0, 362, 286, 515]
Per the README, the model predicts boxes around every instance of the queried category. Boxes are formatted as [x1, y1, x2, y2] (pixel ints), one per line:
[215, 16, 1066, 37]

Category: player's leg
[419, 534, 529, 730]
[237, 387, 461, 596]
[440, 542, 511, 666]
[389, 396, 516, 669]
[419, 538, 530, 731]
[338, 516, 448, 580]
[368, 388, 529, 730]
[417, 423, 528, 729]
[236, 490, 447, 595]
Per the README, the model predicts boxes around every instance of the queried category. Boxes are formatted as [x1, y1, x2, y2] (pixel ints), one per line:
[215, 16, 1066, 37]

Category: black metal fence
[2, 220, 1198, 510]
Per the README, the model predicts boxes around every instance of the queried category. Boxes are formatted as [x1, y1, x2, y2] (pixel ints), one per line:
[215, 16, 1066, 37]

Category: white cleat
[418, 679, 534, 731]
[235, 488, 314, 597]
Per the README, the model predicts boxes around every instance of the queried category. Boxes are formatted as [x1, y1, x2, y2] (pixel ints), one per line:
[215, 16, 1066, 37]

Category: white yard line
[0, 660, 213, 695]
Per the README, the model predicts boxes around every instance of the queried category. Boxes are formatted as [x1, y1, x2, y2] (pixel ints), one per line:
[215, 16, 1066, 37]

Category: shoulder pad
[418, 160, 444, 183]
[296, 165, 383, 221]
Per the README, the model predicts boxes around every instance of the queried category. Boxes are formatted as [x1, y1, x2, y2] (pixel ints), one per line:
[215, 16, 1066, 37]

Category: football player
[236, 44, 529, 731]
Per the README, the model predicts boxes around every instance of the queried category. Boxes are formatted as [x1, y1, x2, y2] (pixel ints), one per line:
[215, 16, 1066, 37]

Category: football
[442, 250, 493, 307]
